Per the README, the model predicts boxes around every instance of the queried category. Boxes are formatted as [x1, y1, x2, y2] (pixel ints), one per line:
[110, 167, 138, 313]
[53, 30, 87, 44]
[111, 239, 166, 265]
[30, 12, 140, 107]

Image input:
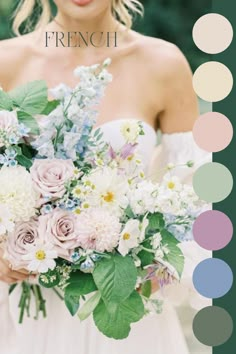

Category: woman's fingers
[1, 276, 18, 284]
[10, 270, 28, 281]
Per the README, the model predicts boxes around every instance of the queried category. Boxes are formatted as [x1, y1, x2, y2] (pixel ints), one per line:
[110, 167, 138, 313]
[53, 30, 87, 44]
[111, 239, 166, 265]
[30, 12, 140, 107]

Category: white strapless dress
[0, 119, 212, 354]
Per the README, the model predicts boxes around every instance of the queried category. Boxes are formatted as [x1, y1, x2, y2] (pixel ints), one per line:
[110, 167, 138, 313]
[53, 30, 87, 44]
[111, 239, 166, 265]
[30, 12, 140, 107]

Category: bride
[0, 1, 210, 353]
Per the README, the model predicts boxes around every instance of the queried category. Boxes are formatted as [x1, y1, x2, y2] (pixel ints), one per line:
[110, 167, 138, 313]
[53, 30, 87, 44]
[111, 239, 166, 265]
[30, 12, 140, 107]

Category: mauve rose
[5, 219, 39, 270]
[38, 209, 79, 259]
[0, 110, 18, 147]
[30, 159, 75, 201]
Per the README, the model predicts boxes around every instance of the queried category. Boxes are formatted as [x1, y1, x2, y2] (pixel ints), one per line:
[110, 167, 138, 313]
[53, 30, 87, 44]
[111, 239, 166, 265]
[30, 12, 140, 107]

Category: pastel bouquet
[0, 59, 204, 339]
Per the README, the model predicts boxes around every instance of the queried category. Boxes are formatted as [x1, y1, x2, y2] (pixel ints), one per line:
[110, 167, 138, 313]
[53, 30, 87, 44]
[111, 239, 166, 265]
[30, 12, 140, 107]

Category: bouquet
[0, 59, 205, 339]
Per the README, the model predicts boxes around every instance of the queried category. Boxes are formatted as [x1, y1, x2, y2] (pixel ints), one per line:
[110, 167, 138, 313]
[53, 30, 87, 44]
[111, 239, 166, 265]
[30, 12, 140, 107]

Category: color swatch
[193, 210, 233, 250]
[193, 62, 233, 102]
[193, 112, 233, 152]
[193, 258, 233, 298]
[193, 162, 233, 203]
[193, 13, 233, 54]
[193, 306, 233, 346]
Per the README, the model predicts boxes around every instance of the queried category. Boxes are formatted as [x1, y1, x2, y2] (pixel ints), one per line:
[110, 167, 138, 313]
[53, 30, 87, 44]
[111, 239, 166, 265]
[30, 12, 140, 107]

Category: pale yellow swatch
[193, 62, 233, 102]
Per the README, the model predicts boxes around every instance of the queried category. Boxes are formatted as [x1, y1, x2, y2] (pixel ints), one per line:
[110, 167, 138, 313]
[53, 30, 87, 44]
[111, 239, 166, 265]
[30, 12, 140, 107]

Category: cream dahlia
[76, 208, 121, 253]
[0, 166, 38, 222]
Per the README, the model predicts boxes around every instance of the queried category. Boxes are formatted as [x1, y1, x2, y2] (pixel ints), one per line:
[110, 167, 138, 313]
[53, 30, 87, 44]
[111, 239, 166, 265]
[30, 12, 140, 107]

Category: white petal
[28, 260, 40, 272]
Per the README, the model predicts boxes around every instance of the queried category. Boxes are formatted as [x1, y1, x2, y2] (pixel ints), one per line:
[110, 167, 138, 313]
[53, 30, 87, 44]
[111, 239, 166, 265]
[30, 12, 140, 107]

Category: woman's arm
[157, 44, 199, 133]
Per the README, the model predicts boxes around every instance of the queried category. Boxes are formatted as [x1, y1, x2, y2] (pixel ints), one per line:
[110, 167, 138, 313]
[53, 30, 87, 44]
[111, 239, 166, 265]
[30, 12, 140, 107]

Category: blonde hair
[13, 0, 144, 36]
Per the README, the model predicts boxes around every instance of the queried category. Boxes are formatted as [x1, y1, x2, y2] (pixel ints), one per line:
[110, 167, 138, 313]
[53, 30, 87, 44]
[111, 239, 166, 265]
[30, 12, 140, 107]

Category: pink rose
[30, 159, 75, 201]
[38, 209, 79, 259]
[0, 110, 18, 147]
[5, 218, 39, 270]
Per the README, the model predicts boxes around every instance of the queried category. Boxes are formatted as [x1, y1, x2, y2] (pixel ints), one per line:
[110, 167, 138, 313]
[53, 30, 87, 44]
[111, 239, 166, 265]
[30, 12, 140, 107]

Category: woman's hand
[0, 248, 29, 284]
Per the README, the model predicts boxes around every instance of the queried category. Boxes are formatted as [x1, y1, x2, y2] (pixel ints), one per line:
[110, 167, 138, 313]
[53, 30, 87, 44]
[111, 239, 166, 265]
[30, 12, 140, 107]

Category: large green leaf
[78, 291, 101, 321]
[147, 212, 165, 233]
[161, 229, 184, 278]
[65, 271, 97, 297]
[64, 293, 80, 316]
[17, 111, 40, 135]
[0, 90, 13, 110]
[41, 100, 60, 115]
[9, 81, 48, 115]
[93, 254, 137, 305]
[93, 291, 145, 339]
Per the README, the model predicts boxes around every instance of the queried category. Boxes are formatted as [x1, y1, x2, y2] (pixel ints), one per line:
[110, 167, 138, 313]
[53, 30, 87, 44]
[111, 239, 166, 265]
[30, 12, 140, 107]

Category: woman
[0, 1, 210, 353]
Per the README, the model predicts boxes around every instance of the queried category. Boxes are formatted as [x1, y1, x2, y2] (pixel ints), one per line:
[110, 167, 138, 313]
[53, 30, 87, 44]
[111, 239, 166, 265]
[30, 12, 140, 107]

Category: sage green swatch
[193, 162, 233, 202]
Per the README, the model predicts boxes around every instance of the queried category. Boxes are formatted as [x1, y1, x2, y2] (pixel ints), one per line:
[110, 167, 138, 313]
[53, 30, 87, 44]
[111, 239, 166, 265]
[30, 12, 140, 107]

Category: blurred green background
[0, 0, 211, 71]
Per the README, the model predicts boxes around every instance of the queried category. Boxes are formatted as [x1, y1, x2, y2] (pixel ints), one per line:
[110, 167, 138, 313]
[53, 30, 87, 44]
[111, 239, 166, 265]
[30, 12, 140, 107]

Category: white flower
[0, 166, 38, 222]
[85, 167, 129, 215]
[163, 175, 181, 191]
[22, 241, 57, 273]
[129, 180, 158, 215]
[120, 120, 141, 143]
[118, 219, 140, 256]
[0, 204, 14, 236]
[77, 208, 121, 253]
[151, 232, 162, 249]
[49, 83, 71, 100]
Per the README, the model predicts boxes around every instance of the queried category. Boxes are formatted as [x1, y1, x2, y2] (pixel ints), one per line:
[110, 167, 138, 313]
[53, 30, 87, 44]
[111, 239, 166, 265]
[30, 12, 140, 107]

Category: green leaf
[0, 90, 13, 110]
[38, 270, 60, 288]
[41, 100, 60, 115]
[9, 81, 48, 115]
[17, 111, 40, 135]
[16, 154, 33, 169]
[93, 291, 145, 339]
[64, 293, 80, 316]
[65, 271, 97, 297]
[147, 212, 165, 233]
[141, 280, 152, 298]
[124, 205, 135, 219]
[161, 229, 184, 277]
[137, 240, 154, 267]
[93, 254, 137, 305]
[78, 291, 101, 321]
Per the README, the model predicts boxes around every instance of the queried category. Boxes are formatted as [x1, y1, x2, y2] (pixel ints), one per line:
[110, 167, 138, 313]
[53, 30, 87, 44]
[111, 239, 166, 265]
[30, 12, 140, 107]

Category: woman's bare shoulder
[131, 31, 192, 78]
[0, 34, 35, 89]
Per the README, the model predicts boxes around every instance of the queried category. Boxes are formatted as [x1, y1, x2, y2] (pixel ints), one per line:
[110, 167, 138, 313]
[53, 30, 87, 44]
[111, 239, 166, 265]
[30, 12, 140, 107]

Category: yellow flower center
[103, 191, 115, 203]
[127, 155, 134, 161]
[74, 188, 81, 195]
[74, 208, 81, 215]
[83, 203, 90, 209]
[35, 250, 46, 261]
[123, 233, 131, 240]
[167, 182, 175, 189]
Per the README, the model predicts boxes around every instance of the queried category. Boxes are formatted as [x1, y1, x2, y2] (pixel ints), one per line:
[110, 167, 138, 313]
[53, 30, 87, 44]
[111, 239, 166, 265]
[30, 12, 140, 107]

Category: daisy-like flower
[22, 241, 57, 273]
[76, 208, 121, 253]
[85, 167, 129, 215]
[118, 219, 141, 256]
[0, 204, 14, 236]
[163, 175, 181, 191]
[120, 120, 141, 143]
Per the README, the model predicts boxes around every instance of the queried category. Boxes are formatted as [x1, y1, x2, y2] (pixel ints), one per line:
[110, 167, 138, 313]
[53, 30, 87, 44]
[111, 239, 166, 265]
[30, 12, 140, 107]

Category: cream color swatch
[193, 13, 233, 54]
[193, 62, 233, 102]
